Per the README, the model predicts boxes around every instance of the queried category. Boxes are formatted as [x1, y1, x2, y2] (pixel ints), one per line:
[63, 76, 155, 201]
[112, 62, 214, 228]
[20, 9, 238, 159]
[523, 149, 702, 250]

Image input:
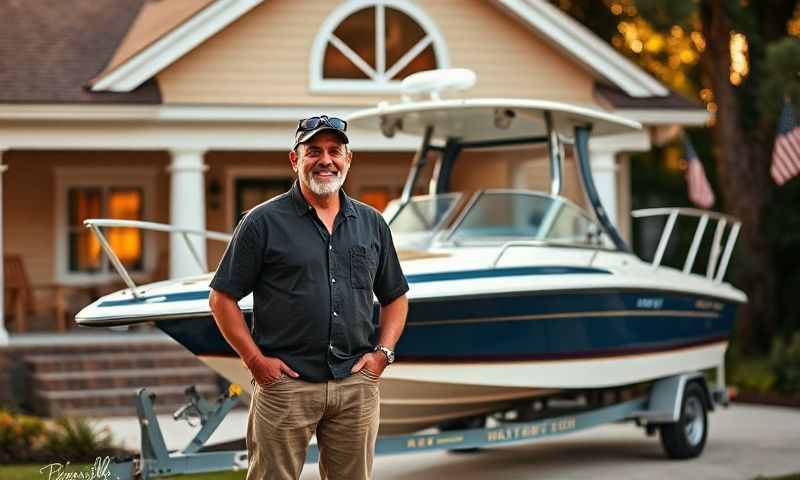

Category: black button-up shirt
[209, 181, 409, 381]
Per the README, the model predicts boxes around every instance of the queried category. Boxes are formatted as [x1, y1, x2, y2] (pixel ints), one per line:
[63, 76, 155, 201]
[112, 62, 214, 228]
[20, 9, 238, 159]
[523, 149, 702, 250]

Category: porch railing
[630, 208, 741, 284]
[83, 219, 232, 299]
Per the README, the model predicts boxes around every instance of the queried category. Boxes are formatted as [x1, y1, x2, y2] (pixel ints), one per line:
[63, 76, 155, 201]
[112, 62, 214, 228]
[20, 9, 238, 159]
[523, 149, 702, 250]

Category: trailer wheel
[659, 381, 708, 459]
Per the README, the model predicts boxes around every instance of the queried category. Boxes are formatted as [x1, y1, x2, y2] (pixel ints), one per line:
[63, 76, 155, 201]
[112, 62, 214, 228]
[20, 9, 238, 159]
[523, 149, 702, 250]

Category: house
[0, 0, 706, 413]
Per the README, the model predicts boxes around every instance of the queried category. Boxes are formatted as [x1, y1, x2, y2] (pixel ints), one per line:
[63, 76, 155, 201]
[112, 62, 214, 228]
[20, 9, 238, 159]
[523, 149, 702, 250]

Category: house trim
[90, 0, 263, 92]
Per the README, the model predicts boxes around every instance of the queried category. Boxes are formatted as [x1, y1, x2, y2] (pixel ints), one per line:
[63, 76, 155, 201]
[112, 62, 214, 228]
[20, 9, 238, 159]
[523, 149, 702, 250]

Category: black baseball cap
[293, 115, 349, 150]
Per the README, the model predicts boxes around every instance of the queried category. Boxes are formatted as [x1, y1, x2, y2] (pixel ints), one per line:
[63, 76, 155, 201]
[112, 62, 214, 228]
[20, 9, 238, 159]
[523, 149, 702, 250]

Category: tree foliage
[553, 0, 800, 350]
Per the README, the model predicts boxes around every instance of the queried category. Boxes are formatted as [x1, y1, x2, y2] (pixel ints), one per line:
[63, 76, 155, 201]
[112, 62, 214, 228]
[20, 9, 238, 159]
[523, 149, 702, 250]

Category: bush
[0, 409, 49, 463]
[44, 417, 118, 464]
[0, 409, 124, 464]
[770, 332, 800, 394]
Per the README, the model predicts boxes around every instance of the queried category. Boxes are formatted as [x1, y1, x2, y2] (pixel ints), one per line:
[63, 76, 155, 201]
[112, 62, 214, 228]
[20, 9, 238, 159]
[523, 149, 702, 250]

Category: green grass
[0, 464, 247, 480]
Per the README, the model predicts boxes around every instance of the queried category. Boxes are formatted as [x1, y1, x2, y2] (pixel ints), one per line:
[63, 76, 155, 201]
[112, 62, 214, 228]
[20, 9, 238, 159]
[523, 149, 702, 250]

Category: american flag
[682, 133, 715, 209]
[771, 99, 800, 186]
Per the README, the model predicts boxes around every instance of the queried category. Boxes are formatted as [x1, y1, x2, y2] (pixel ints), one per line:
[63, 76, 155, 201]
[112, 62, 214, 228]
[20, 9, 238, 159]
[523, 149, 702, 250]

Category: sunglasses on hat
[296, 116, 347, 133]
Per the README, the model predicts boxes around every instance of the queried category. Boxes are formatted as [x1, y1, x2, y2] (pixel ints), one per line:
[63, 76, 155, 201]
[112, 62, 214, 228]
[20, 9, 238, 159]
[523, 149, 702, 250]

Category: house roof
[0, 0, 703, 114]
[0, 0, 161, 104]
[89, 0, 217, 87]
[594, 83, 702, 110]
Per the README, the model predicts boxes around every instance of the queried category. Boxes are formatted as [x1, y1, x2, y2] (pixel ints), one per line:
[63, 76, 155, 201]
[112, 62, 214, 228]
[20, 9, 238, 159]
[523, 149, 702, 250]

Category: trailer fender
[634, 373, 713, 424]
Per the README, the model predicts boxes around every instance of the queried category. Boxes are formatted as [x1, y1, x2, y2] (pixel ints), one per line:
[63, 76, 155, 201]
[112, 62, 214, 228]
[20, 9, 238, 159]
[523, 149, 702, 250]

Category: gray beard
[298, 164, 347, 196]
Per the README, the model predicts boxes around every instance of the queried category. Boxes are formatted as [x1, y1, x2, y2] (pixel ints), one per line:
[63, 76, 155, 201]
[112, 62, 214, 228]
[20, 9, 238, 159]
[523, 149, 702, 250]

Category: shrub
[770, 332, 800, 394]
[0, 409, 49, 463]
[44, 417, 118, 464]
[0, 409, 125, 464]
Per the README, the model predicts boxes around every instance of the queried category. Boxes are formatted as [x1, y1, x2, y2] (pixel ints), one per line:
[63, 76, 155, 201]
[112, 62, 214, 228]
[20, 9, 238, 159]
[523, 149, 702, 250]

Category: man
[208, 115, 409, 480]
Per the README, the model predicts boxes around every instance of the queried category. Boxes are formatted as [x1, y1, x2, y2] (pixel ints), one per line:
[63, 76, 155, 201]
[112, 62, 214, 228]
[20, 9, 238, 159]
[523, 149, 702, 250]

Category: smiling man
[208, 115, 409, 480]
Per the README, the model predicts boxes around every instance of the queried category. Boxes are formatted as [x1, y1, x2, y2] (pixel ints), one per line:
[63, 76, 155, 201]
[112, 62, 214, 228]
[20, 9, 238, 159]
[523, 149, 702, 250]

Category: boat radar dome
[400, 68, 476, 102]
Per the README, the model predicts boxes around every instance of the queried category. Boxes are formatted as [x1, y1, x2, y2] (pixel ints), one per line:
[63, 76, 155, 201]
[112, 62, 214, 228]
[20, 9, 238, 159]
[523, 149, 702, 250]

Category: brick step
[58, 397, 249, 418]
[14, 341, 184, 357]
[35, 383, 222, 417]
[31, 366, 218, 391]
[24, 350, 206, 373]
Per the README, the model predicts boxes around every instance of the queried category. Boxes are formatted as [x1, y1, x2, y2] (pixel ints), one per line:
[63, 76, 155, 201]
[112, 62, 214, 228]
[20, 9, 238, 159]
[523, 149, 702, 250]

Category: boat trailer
[108, 373, 725, 479]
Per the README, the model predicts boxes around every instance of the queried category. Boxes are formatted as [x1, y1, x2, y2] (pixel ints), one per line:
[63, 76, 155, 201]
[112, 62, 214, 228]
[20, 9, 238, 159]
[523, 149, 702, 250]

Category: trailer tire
[440, 416, 486, 453]
[659, 381, 708, 459]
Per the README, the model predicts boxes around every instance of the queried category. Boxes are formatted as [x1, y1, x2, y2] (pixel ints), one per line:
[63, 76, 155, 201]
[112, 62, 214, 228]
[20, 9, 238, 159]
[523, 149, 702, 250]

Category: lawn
[0, 464, 247, 480]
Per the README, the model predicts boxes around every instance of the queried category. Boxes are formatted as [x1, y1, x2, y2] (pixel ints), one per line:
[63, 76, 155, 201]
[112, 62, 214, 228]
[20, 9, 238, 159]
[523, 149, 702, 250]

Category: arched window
[310, 0, 449, 93]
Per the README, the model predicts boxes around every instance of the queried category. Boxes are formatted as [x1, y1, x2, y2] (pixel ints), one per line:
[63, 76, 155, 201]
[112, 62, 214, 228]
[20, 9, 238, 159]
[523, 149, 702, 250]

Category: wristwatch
[374, 344, 395, 365]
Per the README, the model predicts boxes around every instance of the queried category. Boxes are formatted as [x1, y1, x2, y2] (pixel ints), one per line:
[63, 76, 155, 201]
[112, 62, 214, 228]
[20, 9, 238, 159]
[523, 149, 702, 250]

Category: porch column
[168, 149, 208, 278]
[589, 150, 619, 228]
[0, 151, 7, 345]
[588, 132, 650, 231]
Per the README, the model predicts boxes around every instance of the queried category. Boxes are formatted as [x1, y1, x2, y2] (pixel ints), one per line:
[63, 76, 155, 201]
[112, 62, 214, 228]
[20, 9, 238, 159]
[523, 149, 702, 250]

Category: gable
[156, 0, 601, 107]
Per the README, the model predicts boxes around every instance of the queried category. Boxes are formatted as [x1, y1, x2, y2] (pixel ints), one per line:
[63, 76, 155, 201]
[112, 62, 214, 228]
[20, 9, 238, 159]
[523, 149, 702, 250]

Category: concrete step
[24, 350, 206, 373]
[31, 366, 218, 391]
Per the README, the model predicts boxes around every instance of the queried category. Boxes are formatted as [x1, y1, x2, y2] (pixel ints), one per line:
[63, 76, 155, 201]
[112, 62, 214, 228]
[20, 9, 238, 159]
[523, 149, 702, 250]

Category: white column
[589, 151, 619, 227]
[167, 149, 208, 278]
[0, 151, 8, 345]
[589, 132, 651, 229]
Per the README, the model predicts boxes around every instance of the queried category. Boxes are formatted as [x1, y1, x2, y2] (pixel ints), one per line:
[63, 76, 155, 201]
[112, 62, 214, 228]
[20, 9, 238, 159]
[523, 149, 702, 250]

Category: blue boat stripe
[404, 266, 609, 283]
[407, 309, 720, 327]
[98, 266, 609, 307]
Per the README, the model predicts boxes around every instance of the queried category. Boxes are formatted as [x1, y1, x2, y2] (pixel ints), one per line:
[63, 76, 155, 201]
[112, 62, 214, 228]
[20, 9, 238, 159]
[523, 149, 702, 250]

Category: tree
[554, 0, 800, 350]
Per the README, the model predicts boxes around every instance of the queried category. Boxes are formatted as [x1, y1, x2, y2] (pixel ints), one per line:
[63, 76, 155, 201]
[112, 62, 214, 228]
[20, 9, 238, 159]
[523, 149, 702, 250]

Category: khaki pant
[246, 370, 381, 480]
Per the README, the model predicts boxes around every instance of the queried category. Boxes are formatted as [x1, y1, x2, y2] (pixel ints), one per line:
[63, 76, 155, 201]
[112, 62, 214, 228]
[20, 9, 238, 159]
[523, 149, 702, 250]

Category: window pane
[67, 188, 102, 272]
[360, 188, 392, 212]
[324, 43, 370, 79]
[395, 44, 437, 80]
[385, 7, 426, 69]
[325, 6, 375, 79]
[68, 188, 102, 227]
[107, 188, 143, 270]
[69, 231, 101, 272]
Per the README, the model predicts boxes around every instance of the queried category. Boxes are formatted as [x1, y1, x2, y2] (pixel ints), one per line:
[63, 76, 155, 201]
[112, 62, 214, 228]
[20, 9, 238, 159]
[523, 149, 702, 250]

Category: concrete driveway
[98, 403, 799, 480]
[304, 404, 800, 480]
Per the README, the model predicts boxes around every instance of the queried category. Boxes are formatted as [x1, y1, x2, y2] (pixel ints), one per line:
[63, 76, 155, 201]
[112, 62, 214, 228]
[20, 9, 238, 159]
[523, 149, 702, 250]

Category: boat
[76, 70, 746, 435]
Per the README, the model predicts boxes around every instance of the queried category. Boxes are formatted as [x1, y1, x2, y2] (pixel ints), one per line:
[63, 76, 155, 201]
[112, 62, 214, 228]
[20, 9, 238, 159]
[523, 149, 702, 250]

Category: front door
[234, 177, 293, 227]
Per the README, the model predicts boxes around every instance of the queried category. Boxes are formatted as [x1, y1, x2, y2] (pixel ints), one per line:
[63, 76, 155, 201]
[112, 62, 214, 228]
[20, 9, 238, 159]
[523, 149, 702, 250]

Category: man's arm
[209, 289, 298, 385]
[351, 293, 408, 375]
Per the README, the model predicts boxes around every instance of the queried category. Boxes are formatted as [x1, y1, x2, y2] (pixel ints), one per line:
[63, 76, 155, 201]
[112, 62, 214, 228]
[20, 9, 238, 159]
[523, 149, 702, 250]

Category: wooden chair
[3, 254, 68, 332]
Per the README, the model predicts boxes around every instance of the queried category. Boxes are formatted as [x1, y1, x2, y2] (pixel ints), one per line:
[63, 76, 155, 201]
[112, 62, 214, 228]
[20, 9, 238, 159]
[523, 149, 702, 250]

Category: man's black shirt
[209, 181, 409, 381]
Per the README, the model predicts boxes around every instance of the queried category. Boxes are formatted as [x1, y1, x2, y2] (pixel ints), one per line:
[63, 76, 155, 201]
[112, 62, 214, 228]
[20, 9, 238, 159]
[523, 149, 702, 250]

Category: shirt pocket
[350, 245, 377, 290]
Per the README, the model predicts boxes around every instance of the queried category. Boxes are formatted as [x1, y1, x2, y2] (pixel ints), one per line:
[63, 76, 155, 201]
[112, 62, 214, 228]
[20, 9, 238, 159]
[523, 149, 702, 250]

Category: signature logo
[39, 456, 114, 480]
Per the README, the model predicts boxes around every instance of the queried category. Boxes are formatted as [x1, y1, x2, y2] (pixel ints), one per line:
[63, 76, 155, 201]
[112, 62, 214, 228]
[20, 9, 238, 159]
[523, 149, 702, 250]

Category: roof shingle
[0, 0, 161, 104]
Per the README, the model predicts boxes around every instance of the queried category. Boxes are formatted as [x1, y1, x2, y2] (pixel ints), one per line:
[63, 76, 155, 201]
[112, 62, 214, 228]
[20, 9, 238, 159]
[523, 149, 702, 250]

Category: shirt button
[329, 344, 334, 351]
[333, 311, 338, 317]
[331, 277, 336, 284]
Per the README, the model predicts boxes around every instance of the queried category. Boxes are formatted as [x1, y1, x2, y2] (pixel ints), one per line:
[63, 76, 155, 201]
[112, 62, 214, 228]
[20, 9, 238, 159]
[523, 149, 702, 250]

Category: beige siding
[157, 0, 599, 106]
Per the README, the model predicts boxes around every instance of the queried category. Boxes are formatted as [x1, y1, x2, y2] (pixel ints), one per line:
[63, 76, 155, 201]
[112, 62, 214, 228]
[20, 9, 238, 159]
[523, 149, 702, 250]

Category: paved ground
[95, 403, 800, 480]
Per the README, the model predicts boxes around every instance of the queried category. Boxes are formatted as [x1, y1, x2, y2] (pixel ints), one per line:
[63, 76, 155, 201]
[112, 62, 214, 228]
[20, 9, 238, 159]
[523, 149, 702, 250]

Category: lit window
[311, 0, 448, 93]
[67, 187, 143, 273]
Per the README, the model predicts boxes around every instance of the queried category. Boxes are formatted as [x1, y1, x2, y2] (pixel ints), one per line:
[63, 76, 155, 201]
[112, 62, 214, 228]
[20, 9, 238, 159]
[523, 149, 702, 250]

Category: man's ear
[289, 149, 299, 172]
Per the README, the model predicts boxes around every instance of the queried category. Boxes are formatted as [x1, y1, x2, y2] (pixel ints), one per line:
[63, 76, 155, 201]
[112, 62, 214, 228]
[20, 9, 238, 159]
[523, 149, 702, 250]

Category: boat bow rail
[631, 208, 741, 283]
[83, 219, 232, 299]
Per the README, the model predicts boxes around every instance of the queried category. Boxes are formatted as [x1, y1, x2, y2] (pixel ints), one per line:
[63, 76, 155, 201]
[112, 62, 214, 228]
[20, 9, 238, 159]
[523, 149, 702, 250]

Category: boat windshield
[387, 193, 463, 250]
[447, 190, 611, 248]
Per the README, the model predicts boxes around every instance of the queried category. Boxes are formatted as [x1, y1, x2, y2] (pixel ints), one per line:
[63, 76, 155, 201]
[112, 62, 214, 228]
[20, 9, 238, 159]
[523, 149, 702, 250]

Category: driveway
[98, 403, 800, 480]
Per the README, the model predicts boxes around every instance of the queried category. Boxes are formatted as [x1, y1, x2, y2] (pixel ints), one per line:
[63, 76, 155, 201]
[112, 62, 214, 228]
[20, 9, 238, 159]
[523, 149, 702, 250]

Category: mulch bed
[732, 390, 800, 408]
